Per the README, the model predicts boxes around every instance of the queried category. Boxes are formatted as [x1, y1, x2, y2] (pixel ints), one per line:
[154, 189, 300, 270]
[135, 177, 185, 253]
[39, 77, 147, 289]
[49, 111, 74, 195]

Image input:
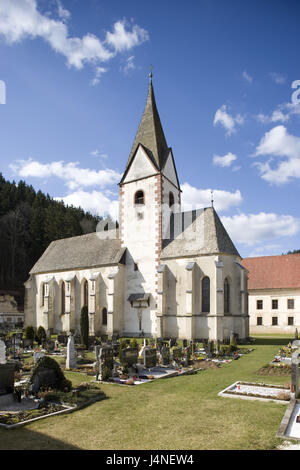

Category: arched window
[224, 278, 230, 314]
[102, 307, 107, 325]
[83, 280, 89, 308]
[61, 281, 65, 315]
[202, 276, 210, 312]
[169, 191, 174, 208]
[40, 282, 45, 307]
[134, 190, 144, 205]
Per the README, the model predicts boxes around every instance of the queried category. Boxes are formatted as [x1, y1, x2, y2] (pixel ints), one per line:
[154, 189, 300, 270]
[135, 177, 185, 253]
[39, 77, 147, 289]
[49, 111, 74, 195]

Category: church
[24, 74, 249, 342]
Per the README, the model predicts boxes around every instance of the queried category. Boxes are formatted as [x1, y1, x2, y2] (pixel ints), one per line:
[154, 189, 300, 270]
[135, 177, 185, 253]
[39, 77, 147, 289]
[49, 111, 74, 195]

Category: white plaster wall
[249, 288, 300, 333]
[121, 173, 160, 335]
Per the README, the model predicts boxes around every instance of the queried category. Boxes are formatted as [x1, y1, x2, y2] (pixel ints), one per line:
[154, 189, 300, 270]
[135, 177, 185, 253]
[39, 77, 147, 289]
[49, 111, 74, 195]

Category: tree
[80, 306, 89, 349]
[24, 325, 35, 342]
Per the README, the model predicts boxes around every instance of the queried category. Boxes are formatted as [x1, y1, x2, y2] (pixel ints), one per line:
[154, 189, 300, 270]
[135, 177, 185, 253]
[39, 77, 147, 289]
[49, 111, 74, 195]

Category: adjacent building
[242, 254, 300, 334]
[0, 291, 24, 328]
[24, 75, 249, 342]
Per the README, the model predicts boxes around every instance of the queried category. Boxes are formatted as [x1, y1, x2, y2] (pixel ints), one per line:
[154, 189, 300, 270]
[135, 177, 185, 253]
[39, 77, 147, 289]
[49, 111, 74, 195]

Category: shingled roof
[30, 232, 126, 274]
[161, 206, 240, 259]
[242, 254, 300, 290]
[124, 76, 169, 174]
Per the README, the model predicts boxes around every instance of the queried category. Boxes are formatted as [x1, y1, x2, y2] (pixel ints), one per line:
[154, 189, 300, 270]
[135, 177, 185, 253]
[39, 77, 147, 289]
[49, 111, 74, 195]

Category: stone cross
[66, 333, 77, 370]
[0, 339, 6, 364]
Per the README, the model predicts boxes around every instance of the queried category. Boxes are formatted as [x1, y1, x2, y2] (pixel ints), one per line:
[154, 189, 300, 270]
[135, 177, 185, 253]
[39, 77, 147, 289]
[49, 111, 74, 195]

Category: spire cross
[149, 64, 153, 79]
[211, 190, 214, 207]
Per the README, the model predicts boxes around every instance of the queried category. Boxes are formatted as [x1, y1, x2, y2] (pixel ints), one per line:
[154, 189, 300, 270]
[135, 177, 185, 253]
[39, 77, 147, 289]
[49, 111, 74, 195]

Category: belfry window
[169, 191, 174, 208]
[134, 190, 145, 205]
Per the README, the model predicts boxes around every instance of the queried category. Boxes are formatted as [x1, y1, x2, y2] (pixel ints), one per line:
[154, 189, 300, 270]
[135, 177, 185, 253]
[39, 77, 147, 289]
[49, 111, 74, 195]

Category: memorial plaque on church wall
[121, 347, 138, 366]
[144, 348, 157, 368]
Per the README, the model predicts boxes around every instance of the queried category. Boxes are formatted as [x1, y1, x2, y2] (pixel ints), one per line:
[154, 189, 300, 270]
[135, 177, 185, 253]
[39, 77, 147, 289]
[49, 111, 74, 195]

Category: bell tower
[119, 73, 181, 336]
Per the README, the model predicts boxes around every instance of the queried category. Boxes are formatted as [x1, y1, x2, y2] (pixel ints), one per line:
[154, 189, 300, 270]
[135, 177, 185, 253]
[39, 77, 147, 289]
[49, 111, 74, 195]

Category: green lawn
[0, 334, 297, 450]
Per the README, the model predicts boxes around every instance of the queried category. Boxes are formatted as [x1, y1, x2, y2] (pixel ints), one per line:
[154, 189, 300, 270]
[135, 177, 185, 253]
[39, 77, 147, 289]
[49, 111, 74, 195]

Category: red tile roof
[242, 254, 300, 290]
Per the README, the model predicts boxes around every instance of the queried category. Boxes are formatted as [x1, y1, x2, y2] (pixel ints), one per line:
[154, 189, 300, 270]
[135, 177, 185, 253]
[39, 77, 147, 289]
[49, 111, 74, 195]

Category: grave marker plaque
[121, 347, 138, 366]
[161, 346, 170, 366]
[144, 348, 157, 368]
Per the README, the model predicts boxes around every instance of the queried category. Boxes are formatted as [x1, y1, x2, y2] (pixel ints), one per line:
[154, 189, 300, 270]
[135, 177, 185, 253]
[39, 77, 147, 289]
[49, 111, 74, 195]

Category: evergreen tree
[80, 306, 89, 349]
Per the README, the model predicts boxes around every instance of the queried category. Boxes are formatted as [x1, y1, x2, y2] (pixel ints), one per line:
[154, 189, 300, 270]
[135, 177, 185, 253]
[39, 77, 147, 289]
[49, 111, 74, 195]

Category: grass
[0, 334, 297, 450]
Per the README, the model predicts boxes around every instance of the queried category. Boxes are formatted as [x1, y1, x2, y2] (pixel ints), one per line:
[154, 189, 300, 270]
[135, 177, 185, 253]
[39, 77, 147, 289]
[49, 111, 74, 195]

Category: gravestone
[183, 339, 188, 348]
[0, 363, 15, 396]
[33, 351, 44, 363]
[156, 338, 163, 352]
[0, 339, 6, 364]
[112, 342, 120, 357]
[171, 347, 182, 364]
[169, 338, 176, 348]
[66, 334, 77, 370]
[144, 348, 157, 368]
[160, 346, 170, 366]
[183, 346, 191, 366]
[57, 334, 68, 345]
[121, 347, 138, 367]
[22, 338, 32, 349]
[98, 346, 114, 381]
[295, 328, 299, 340]
[44, 339, 55, 352]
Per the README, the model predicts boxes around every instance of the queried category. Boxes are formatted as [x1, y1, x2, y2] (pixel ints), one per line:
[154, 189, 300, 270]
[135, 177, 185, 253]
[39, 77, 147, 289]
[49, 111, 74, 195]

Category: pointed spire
[126, 71, 169, 171]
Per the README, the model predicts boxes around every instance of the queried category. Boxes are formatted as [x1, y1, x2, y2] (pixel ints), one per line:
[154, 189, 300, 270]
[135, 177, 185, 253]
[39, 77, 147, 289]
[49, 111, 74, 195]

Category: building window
[134, 262, 138, 271]
[169, 191, 174, 208]
[61, 281, 65, 315]
[288, 299, 295, 309]
[134, 190, 144, 205]
[288, 317, 294, 326]
[102, 307, 107, 325]
[201, 276, 210, 313]
[272, 316, 278, 326]
[272, 299, 278, 310]
[257, 300, 263, 310]
[17, 317, 22, 322]
[257, 317, 263, 326]
[83, 280, 89, 308]
[224, 278, 230, 314]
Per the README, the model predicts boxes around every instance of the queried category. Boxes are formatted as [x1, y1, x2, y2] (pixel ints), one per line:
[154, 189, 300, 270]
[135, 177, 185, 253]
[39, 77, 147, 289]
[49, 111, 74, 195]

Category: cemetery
[1, 328, 299, 449]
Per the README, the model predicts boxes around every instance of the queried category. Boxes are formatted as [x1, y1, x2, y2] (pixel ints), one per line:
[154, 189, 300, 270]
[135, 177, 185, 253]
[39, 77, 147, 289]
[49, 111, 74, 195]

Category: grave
[143, 348, 157, 368]
[121, 347, 139, 367]
[66, 334, 77, 370]
[160, 346, 170, 366]
[97, 346, 114, 381]
[219, 381, 291, 403]
[0, 340, 16, 408]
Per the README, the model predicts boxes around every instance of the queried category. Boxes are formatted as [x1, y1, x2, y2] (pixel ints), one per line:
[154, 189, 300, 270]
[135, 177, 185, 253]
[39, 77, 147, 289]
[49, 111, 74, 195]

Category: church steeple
[126, 73, 169, 172]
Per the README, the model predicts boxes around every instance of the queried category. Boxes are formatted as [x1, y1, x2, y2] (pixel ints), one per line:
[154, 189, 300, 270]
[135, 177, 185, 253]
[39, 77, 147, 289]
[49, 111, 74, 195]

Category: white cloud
[213, 105, 244, 136]
[242, 70, 253, 83]
[253, 125, 300, 184]
[105, 21, 149, 52]
[121, 55, 136, 74]
[221, 212, 300, 246]
[213, 152, 237, 167]
[270, 72, 286, 84]
[90, 150, 108, 158]
[10, 158, 122, 189]
[55, 189, 119, 220]
[90, 66, 108, 86]
[0, 1, 148, 74]
[57, 0, 70, 21]
[181, 183, 242, 212]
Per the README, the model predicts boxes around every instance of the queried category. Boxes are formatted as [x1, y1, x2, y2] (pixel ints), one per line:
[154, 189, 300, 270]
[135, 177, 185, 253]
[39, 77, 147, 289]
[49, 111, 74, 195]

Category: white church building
[24, 75, 249, 342]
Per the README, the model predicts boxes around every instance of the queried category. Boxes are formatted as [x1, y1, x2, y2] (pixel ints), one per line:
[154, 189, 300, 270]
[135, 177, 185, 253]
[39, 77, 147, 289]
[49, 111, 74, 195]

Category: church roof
[125, 76, 169, 174]
[161, 207, 240, 259]
[29, 232, 126, 274]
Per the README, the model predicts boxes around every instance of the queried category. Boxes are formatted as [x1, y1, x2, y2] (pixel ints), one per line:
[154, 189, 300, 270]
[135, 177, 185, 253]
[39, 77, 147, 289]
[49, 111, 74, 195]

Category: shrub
[229, 335, 238, 352]
[30, 356, 72, 392]
[130, 337, 138, 349]
[80, 306, 89, 349]
[36, 326, 47, 345]
[25, 325, 35, 341]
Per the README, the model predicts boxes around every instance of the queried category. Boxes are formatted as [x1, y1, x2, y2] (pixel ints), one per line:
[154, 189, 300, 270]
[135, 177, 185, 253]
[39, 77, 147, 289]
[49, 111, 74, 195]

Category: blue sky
[0, 0, 300, 258]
